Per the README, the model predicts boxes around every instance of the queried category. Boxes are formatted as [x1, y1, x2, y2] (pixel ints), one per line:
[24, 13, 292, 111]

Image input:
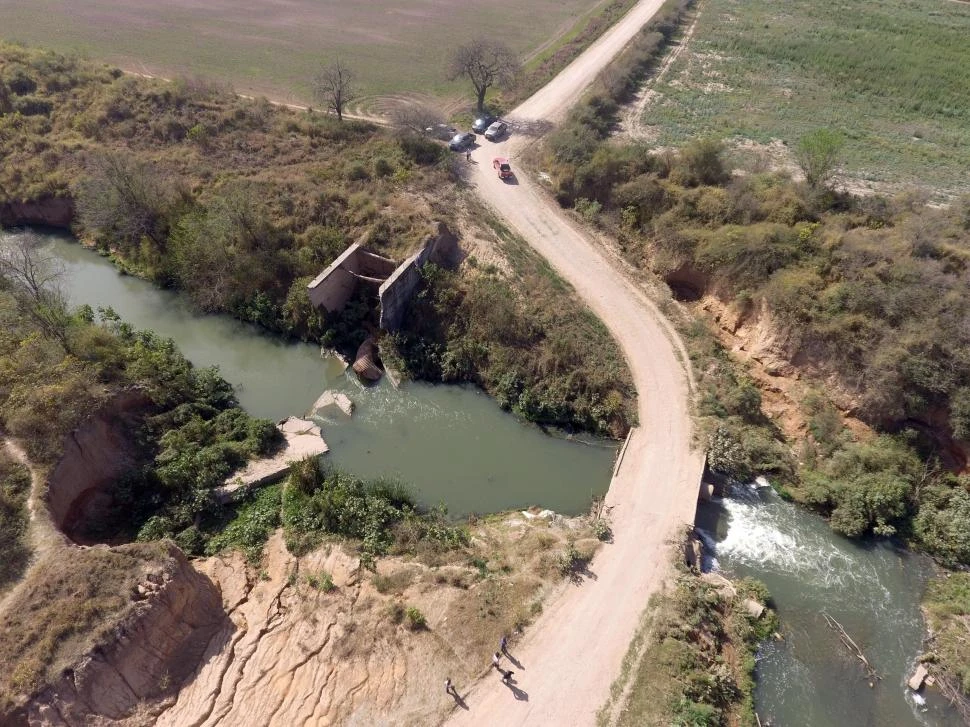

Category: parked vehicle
[484, 121, 508, 141]
[472, 114, 496, 133]
[449, 132, 476, 151]
[492, 157, 513, 179]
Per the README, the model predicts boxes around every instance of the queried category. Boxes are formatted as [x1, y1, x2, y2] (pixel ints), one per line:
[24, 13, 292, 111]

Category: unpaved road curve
[448, 1, 705, 724]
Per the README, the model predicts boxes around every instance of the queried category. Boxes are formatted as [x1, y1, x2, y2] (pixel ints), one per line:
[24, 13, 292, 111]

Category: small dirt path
[0, 438, 67, 614]
[449, 1, 705, 724]
[618, 3, 701, 140]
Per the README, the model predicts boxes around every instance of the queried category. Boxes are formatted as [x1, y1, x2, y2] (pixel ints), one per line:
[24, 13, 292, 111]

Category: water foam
[708, 485, 889, 598]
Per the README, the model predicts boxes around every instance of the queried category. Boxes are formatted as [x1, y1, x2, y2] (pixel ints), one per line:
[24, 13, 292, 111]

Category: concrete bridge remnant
[306, 242, 397, 313]
[306, 222, 459, 332]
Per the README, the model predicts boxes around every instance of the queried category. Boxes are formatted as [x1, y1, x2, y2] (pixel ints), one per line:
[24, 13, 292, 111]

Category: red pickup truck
[492, 157, 513, 180]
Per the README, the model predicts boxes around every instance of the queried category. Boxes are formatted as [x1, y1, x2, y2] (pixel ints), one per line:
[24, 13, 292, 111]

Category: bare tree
[75, 151, 177, 252]
[0, 230, 71, 346]
[390, 103, 446, 135]
[313, 59, 356, 122]
[448, 40, 520, 112]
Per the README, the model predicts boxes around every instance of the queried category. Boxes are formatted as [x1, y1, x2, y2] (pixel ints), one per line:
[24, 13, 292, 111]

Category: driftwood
[822, 612, 881, 682]
[935, 671, 970, 724]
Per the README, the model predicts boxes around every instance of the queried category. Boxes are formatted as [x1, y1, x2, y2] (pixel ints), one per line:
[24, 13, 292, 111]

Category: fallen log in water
[822, 612, 881, 683]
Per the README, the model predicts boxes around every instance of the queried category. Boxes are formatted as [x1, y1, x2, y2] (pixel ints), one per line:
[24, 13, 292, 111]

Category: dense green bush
[614, 570, 777, 726]
[204, 484, 283, 563]
[913, 480, 970, 567]
[800, 436, 919, 537]
[541, 9, 970, 557]
[0, 42, 445, 338]
[386, 263, 634, 435]
[281, 459, 467, 567]
[0, 258, 281, 550]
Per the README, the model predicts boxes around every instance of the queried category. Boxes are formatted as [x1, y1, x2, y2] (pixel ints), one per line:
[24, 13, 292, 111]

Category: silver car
[484, 121, 507, 141]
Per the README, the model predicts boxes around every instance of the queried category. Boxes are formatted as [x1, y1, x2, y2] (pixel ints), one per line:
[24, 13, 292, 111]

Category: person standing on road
[501, 669, 514, 684]
[500, 635, 508, 654]
[492, 652, 501, 670]
[445, 677, 455, 696]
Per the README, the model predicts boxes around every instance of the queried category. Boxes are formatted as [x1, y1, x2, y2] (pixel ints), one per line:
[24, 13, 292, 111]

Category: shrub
[398, 134, 444, 165]
[914, 481, 970, 566]
[387, 602, 405, 624]
[800, 436, 919, 537]
[374, 157, 394, 177]
[404, 606, 427, 631]
[306, 571, 336, 592]
[923, 573, 970, 696]
[281, 466, 465, 563]
[574, 197, 602, 222]
[0, 452, 31, 592]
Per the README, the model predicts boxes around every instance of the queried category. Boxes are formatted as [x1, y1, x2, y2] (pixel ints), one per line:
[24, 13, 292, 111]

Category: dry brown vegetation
[0, 542, 169, 709]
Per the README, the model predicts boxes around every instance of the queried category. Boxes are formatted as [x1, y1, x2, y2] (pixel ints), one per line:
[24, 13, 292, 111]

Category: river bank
[9, 228, 618, 517]
[697, 483, 964, 727]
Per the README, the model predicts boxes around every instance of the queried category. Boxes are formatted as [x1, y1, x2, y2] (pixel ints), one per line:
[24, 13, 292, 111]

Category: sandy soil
[450, 1, 706, 722]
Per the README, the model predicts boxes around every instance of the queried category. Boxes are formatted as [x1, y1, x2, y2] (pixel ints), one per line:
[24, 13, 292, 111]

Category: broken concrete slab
[311, 390, 354, 417]
[908, 664, 929, 691]
[700, 572, 737, 600]
[743, 598, 765, 619]
[215, 417, 329, 503]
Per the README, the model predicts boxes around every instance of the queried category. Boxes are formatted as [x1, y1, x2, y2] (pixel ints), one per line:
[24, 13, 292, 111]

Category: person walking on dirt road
[445, 678, 456, 696]
[492, 652, 501, 670]
[500, 635, 508, 654]
[501, 669, 514, 684]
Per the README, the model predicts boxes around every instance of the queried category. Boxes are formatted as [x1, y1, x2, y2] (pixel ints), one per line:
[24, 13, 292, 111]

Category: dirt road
[447, 1, 705, 723]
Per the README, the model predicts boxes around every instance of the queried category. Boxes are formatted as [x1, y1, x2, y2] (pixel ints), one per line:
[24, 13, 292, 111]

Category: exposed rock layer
[0, 197, 74, 228]
[46, 390, 152, 543]
[26, 545, 226, 727]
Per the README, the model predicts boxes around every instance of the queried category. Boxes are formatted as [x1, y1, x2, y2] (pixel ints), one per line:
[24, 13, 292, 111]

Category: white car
[484, 121, 508, 141]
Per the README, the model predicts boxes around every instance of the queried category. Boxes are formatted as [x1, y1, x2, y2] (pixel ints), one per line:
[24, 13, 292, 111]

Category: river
[3, 229, 617, 517]
[697, 484, 963, 727]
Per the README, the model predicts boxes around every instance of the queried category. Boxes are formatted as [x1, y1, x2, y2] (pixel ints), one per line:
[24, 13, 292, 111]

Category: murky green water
[4, 230, 616, 516]
[696, 485, 963, 727]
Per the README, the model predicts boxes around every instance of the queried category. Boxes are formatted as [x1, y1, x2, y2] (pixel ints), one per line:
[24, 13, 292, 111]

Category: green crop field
[639, 0, 970, 197]
[0, 0, 612, 106]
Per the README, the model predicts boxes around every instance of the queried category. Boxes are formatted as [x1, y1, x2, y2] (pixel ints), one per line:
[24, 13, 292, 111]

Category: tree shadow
[568, 562, 598, 585]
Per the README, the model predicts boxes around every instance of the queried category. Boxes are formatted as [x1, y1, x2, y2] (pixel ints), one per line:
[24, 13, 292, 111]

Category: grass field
[639, 0, 970, 197]
[0, 0, 613, 106]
